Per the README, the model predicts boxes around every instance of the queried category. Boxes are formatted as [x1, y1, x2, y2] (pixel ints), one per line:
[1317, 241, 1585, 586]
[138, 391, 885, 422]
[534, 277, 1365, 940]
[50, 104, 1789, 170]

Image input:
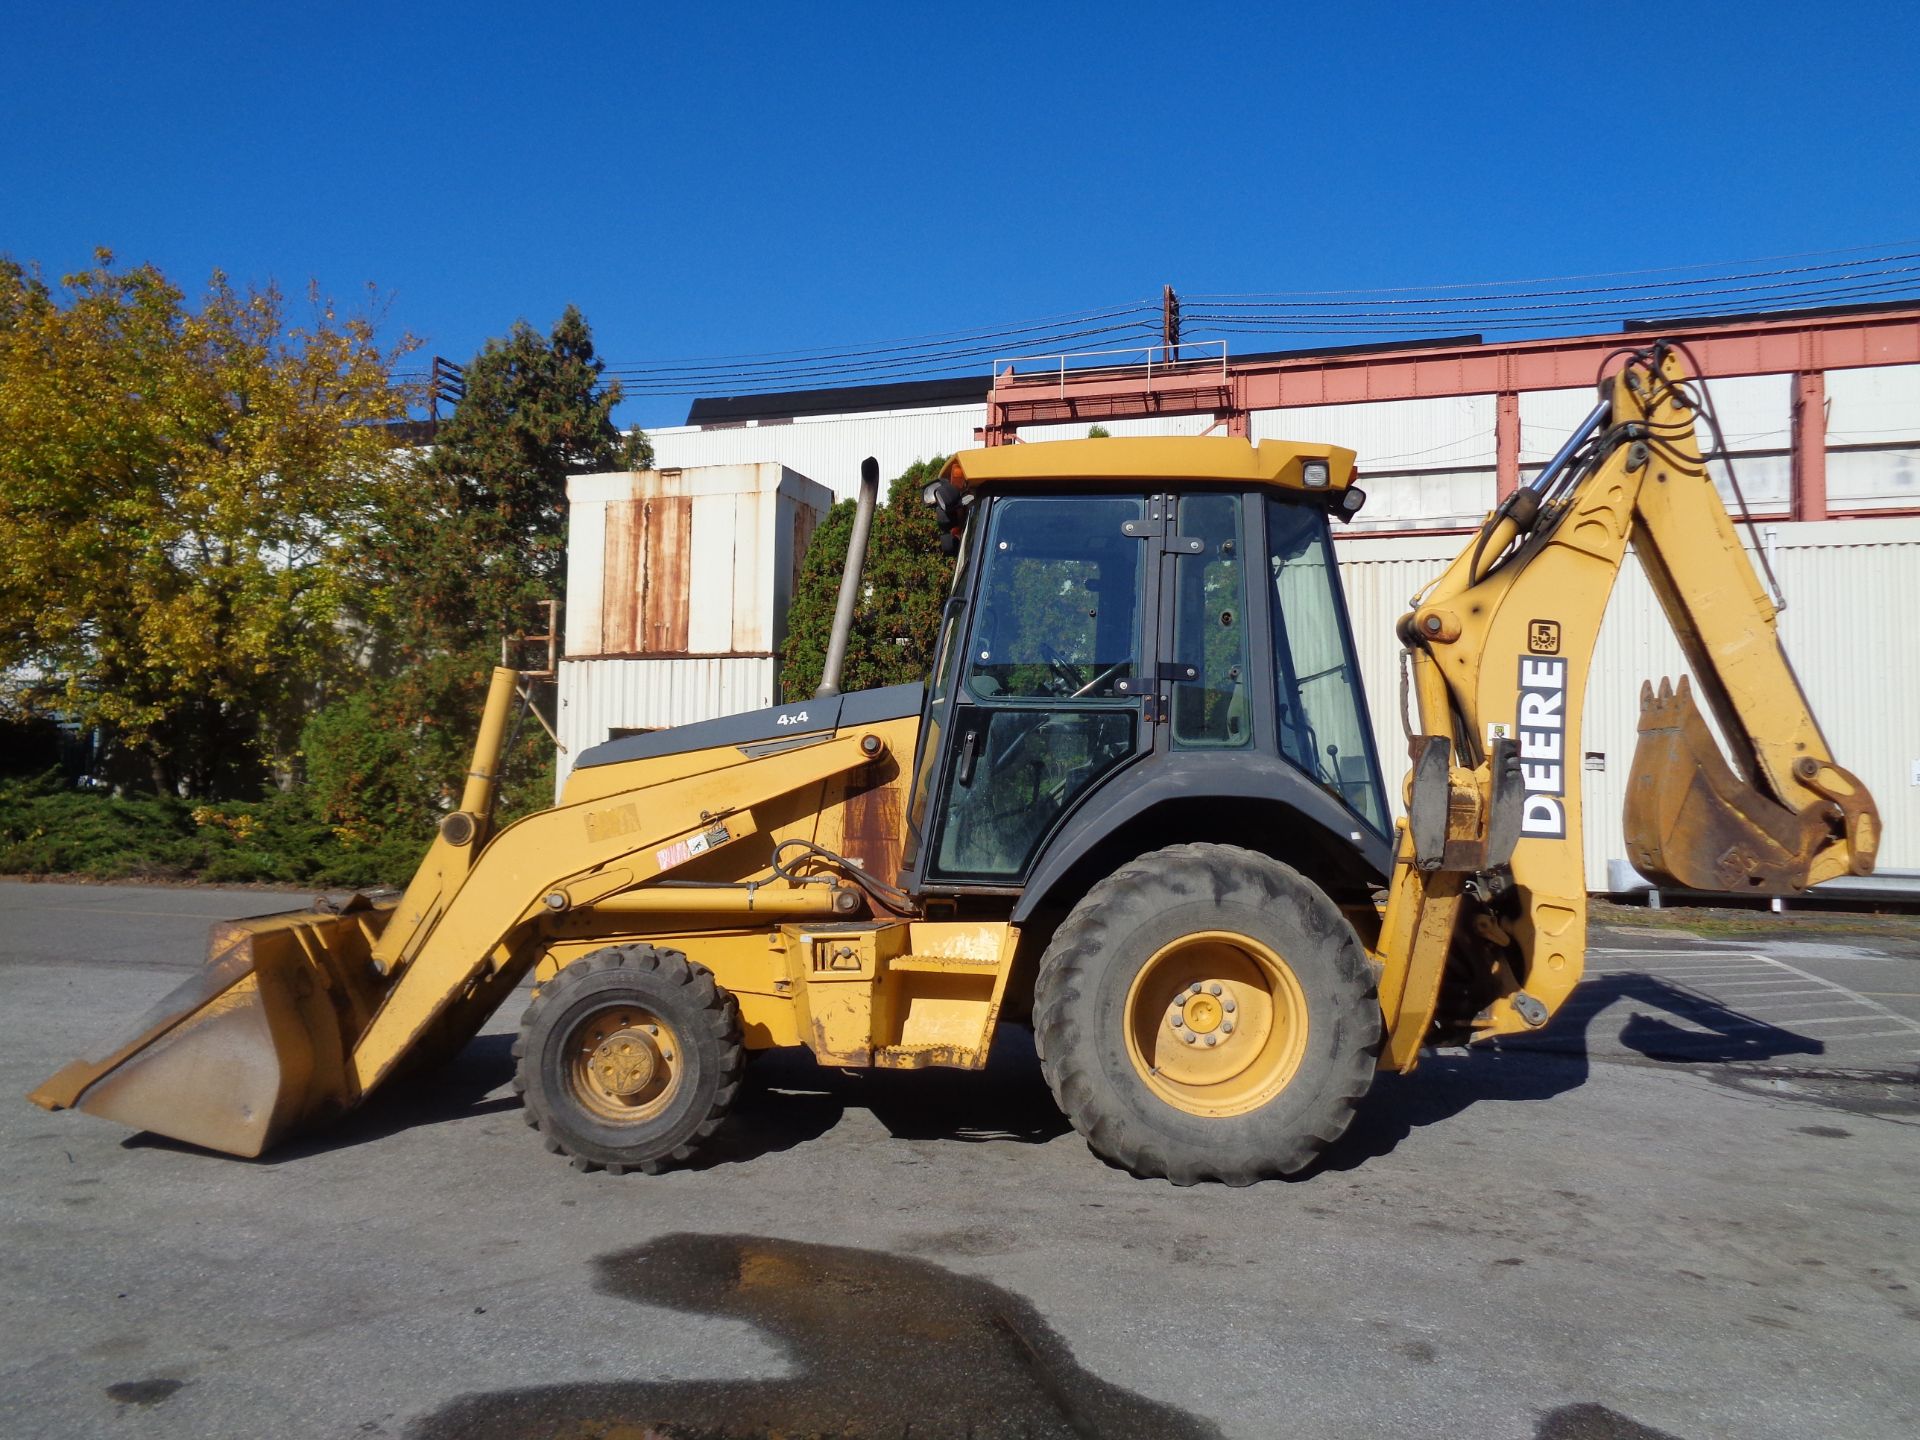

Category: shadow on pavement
[406, 1232, 1222, 1440]
[127, 974, 1820, 1171]
[1318, 970, 1825, 1172]
[127, 1024, 1068, 1168]
[1500, 970, 1826, 1066]
[716, 1025, 1071, 1155]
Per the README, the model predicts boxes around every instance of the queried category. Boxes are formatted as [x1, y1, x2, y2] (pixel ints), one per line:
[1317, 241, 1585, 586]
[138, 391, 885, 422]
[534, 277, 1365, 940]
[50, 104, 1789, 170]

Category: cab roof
[942, 435, 1358, 493]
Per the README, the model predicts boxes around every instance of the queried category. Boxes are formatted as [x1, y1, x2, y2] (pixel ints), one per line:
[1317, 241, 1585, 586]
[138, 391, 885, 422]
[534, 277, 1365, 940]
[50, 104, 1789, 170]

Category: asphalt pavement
[1, 881, 1916, 1440]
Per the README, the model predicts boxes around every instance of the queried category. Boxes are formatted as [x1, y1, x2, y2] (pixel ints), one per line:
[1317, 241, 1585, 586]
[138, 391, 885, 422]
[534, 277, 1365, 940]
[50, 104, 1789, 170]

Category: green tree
[0, 252, 413, 795]
[307, 306, 647, 850]
[780, 457, 954, 699]
[373, 306, 650, 658]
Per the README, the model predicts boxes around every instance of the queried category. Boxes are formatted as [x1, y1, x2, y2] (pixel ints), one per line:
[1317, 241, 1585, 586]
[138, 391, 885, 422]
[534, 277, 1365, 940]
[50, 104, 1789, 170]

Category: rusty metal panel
[637, 495, 693, 653]
[568, 465, 831, 662]
[595, 492, 693, 655]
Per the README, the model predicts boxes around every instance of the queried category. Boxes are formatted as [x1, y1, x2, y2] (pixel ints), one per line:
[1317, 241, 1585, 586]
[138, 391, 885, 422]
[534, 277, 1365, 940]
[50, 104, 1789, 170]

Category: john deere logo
[1528, 620, 1561, 655]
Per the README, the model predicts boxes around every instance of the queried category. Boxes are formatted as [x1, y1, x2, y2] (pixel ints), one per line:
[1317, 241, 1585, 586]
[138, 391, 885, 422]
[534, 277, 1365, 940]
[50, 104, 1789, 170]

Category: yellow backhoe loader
[30, 341, 1880, 1183]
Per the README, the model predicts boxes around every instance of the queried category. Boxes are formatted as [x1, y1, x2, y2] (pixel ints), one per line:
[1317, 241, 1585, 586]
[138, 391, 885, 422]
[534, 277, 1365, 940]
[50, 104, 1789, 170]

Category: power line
[1183, 239, 1920, 299]
[398, 246, 1920, 401]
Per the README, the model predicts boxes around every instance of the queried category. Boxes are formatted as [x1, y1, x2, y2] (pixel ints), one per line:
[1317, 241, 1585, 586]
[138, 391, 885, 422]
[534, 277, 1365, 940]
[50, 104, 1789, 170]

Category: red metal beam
[1792, 369, 1829, 522]
[984, 307, 1920, 445]
[1495, 392, 1520, 500]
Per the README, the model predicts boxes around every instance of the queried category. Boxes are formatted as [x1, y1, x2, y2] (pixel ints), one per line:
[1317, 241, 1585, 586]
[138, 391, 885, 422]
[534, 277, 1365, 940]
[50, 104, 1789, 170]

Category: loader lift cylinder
[816, 456, 881, 699]
[460, 666, 523, 820]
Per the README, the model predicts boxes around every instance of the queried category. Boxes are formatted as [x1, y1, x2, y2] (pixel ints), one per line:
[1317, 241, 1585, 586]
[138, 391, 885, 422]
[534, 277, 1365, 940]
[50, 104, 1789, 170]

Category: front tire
[1033, 843, 1380, 1185]
[513, 944, 743, 1174]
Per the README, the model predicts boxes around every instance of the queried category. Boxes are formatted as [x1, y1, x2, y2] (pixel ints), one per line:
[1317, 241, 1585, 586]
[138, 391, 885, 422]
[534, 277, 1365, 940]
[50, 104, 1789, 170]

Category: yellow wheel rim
[566, 1003, 683, 1125]
[1123, 930, 1309, 1117]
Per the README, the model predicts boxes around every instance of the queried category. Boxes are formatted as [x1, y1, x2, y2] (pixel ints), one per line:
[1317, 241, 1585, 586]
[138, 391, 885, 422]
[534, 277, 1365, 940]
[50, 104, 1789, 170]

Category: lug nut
[1183, 1032, 1198, 1045]
[1207, 983, 1223, 996]
[1188, 982, 1204, 996]
[1169, 1012, 1184, 1030]
[1221, 1022, 1235, 1035]
[1223, 998, 1236, 1013]
[1205, 1034, 1219, 1046]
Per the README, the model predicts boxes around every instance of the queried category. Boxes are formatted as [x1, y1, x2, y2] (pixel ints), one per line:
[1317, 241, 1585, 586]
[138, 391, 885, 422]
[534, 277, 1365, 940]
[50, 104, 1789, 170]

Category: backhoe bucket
[27, 896, 395, 1157]
[1623, 676, 1832, 893]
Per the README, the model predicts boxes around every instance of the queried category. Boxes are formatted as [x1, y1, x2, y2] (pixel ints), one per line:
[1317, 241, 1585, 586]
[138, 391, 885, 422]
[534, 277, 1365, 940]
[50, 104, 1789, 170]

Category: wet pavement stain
[1536, 1403, 1685, 1439]
[407, 1233, 1221, 1440]
[105, 1377, 184, 1407]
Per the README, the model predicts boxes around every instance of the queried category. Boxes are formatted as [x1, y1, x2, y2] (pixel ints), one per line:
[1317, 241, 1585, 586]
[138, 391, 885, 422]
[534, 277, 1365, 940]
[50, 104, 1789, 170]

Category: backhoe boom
[1372, 342, 1879, 1067]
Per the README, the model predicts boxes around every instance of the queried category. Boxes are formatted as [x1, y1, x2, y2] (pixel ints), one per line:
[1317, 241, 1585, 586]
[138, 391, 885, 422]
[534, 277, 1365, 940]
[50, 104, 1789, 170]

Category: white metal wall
[1827, 365, 1920, 510]
[1250, 395, 1497, 532]
[1335, 517, 1920, 889]
[645, 406, 987, 502]
[555, 656, 777, 793]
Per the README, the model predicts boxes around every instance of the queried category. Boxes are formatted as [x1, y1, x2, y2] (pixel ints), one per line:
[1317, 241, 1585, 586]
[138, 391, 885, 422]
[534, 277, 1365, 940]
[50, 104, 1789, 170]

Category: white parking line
[1590, 963, 1777, 975]
[1574, 947, 1920, 1052]
[1735, 953, 1920, 1035]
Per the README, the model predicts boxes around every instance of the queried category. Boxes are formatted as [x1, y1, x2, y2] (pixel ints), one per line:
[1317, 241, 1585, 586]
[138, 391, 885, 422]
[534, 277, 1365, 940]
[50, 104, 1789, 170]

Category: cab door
[913, 492, 1158, 887]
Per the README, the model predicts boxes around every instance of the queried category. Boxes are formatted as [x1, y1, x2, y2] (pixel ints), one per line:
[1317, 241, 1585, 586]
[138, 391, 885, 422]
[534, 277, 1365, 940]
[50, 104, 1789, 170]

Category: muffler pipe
[816, 457, 881, 699]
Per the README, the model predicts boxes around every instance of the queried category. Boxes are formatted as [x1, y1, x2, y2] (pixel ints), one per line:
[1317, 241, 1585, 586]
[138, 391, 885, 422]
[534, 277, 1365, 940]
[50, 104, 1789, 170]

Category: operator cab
[902, 436, 1389, 899]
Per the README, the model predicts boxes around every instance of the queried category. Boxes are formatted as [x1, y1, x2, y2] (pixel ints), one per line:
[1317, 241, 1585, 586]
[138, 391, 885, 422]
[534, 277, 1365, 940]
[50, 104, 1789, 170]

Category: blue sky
[4, 2, 1917, 427]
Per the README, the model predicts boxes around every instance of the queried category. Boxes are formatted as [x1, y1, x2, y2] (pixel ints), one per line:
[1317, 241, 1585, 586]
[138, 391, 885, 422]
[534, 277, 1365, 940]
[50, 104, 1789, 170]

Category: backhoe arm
[1372, 342, 1879, 1069]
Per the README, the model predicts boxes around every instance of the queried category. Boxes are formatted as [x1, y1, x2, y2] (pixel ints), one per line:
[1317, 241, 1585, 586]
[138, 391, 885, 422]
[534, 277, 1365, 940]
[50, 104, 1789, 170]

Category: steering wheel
[1038, 641, 1084, 696]
[1070, 659, 1130, 700]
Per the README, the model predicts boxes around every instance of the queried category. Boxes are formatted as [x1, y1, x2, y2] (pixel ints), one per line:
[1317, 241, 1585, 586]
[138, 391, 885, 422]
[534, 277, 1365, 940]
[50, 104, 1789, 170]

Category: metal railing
[991, 340, 1229, 398]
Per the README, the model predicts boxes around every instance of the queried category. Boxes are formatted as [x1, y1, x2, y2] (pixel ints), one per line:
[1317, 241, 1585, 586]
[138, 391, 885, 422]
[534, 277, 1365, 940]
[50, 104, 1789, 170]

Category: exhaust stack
[815, 456, 880, 699]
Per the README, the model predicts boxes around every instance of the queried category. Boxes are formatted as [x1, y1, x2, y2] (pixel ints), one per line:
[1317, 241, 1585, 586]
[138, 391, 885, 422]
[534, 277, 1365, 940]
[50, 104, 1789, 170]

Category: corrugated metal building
[563, 313, 1919, 888]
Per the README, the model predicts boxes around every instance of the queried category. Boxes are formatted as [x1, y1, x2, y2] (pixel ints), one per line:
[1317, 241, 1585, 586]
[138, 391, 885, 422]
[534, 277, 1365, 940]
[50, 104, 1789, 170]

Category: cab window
[929, 495, 1146, 880]
[1267, 498, 1387, 833]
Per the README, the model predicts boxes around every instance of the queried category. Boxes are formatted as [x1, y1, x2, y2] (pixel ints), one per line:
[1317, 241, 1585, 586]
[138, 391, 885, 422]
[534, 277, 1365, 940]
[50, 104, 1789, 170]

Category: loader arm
[30, 669, 897, 1157]
[1372, 341, 1879, 1069]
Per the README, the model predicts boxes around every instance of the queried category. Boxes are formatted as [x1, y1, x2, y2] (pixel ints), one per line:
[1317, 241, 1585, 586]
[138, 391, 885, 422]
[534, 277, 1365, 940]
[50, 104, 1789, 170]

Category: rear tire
[1033, 843, 1380, 1185]
[513, 944, 742, 1174]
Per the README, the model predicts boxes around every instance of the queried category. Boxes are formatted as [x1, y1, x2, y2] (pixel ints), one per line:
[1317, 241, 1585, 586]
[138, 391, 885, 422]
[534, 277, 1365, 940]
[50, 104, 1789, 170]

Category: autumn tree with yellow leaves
[0, 252, 414, 796]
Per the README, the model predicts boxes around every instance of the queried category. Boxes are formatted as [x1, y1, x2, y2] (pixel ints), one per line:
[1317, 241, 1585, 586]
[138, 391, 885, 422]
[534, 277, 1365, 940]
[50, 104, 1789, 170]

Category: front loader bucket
[1623, 676, 1833, 893]
[28, 896, 396, 1158]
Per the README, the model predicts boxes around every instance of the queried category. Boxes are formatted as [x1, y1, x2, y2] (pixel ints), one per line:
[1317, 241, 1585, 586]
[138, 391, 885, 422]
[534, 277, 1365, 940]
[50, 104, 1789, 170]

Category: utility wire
[1183, 239, 1920, 298]
[400, 244, 1920, 400]
[1182, 261, 1920, 321]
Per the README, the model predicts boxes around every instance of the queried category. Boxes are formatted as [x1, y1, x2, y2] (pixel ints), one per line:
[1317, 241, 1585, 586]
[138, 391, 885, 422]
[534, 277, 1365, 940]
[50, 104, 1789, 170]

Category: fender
[1012, 751, 1392, 924]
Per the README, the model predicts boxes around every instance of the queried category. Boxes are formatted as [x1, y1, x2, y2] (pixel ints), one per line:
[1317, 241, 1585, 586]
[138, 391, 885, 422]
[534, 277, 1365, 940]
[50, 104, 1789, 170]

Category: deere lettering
[584, 802, 641, 844]
[1517, 656, 1568, 838]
